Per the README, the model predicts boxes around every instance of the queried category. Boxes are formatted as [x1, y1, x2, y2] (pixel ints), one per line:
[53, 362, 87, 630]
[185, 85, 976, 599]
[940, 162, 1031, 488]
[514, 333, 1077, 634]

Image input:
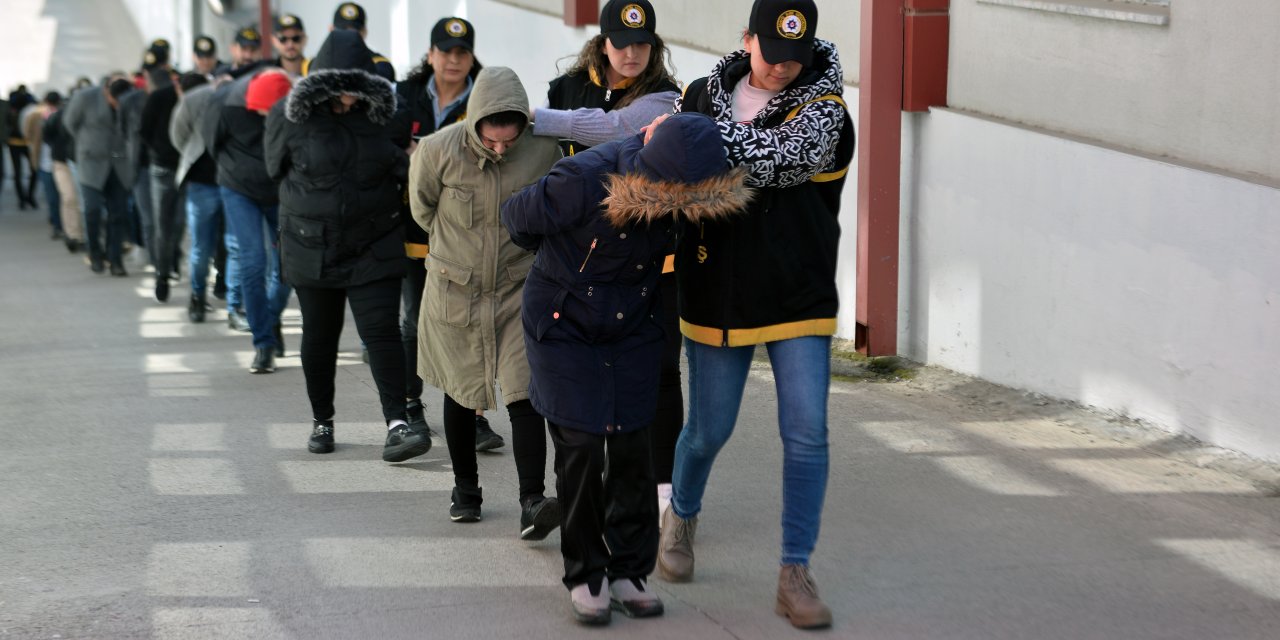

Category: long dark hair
[560, 34, 678, 109]
[404, 48, 482, 86]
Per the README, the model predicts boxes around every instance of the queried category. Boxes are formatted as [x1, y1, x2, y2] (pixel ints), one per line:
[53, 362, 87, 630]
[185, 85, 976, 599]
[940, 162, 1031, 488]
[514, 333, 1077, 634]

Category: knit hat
[245, 72, 293, 112]
[634, 112, 728, 184]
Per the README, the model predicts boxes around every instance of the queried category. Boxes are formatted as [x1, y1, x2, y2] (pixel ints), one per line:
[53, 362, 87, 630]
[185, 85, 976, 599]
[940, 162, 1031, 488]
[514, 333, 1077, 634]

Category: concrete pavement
[2, 199, 1279, 639]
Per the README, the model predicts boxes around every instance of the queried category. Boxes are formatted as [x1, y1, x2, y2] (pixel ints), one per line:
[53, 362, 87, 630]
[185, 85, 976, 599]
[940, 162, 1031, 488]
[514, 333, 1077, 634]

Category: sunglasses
[277, 35, 304, 43]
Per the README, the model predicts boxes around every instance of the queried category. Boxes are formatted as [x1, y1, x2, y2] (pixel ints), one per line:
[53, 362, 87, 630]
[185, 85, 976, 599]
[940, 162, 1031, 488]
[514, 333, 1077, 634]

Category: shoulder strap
[784, 94, 852, 183]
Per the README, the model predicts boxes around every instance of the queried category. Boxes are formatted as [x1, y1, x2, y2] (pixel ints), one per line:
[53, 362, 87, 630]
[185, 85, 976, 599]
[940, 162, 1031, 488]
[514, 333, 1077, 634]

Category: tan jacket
[22, 105, 48, 167]
[409, 67, 561, 409]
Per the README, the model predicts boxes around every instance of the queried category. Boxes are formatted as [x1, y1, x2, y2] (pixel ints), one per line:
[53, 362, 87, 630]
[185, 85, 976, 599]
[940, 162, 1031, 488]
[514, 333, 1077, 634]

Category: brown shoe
[656, 504, 696, 582]
[775, 564, 832, 629]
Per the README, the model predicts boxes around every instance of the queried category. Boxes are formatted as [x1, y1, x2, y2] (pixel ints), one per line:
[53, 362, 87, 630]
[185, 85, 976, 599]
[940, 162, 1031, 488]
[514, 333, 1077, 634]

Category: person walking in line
[169, 72, 230, 323]
[202, 67, 293, 372]
[503, 111, 749, 626]
[62, 76, 138, 276]
[408, 66, 561, 532]
[328, 3, 396, 82]
[654, 0, 855, 630]
[395, 16, 505, 451]
[141, 67, 187, 301]
[24, 92, 63, 240]
[42, 94, 83, 252]
[7, 85, 38, 210]
[192, 35, 222, 77]
[265, 30, 432, 463]
[533, 0, 686, 519]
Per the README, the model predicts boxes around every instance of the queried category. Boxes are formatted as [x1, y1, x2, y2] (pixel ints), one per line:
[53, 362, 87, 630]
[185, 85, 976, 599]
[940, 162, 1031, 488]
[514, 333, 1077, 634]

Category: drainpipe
[856, 0, 949, 355]
[259, 0, 273, 59]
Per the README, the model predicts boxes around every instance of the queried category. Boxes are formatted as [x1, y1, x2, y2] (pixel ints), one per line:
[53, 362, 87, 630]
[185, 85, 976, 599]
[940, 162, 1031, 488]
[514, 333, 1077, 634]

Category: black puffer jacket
[264, 30, 411, 289]
[202, 69, 278, 204]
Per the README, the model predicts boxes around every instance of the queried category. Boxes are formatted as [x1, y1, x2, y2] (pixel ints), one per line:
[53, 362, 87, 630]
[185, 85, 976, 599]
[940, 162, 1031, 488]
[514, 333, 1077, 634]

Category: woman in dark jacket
[502, 112, 749, 626]
[264, 30, 431, 463]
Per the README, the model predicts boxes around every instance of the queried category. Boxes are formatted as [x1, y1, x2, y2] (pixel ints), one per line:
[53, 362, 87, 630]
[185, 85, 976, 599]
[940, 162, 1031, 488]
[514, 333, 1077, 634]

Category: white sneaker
[609, 576, 664, 618]
[570, 581, 610, 625]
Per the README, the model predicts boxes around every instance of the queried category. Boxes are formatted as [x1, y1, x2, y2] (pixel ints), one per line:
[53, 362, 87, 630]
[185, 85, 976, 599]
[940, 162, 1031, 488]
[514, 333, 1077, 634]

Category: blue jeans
[81, 171, 131, 266]
[671, 335, 831, 566]
[220, 187, 290, 350]
[186, 182, 223, 298]
[38, 169, 61, 232]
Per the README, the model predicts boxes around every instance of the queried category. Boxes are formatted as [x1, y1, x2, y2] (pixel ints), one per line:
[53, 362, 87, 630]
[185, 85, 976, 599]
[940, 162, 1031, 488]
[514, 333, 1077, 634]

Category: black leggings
[295, 277, 407, 423]
[401, 258, 426, 401]
[650, 271, 683, 484]
[9, 145, 36, 204]
[443, 394, 547, 502]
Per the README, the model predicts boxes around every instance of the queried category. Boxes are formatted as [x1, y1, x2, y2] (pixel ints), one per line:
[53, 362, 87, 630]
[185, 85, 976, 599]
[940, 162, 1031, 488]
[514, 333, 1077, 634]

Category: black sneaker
[249, 347, 276, 374]
[188, 294, 206, 323]
[273, 322, 285, 357]
[520, 496, 562, 541]
[382, 422, 432, 462]
[406, 399, 438, 439]
[475, 414, 505, 452]
[228, 308, 251, 332]
[450, 486, 482, 523]
[308, 420, 334, 454]
[155, 276, 170, 302]
[109, 263, 128, 277]
[212, 272, 227, 300]
[90, 258, 105, 274]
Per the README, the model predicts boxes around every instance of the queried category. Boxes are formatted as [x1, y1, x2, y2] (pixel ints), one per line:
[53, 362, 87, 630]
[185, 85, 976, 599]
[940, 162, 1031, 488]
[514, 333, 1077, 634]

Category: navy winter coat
[501, 112, 751, 435]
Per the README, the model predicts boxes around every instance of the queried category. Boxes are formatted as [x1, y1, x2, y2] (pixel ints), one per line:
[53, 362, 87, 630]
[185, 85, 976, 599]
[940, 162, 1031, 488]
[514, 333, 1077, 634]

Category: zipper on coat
[579, 237, 598, 272]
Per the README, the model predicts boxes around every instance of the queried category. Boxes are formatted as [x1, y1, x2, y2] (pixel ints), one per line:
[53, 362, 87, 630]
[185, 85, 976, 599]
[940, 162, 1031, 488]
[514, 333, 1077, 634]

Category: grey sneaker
[656, 504, 696, 583]
[609, 577, 664, 618]
[570, 579, 611, 625]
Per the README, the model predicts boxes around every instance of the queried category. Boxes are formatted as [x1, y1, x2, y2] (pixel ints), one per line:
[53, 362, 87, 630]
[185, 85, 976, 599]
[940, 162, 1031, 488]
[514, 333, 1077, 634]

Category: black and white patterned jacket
[673, 39, 855, 347]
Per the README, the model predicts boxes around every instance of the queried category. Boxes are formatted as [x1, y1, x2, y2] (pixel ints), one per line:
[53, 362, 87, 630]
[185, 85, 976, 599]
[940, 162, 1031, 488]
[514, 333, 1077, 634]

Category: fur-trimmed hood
[285, 68, 396, 124]
[603, 166, 753, 227]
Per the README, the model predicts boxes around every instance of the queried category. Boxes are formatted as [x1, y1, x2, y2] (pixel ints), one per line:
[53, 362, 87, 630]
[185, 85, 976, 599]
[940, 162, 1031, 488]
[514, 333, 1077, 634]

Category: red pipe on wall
[855, 0, 905, 356]
[564, 0, 598, 27]
[259, 0, 273, 60]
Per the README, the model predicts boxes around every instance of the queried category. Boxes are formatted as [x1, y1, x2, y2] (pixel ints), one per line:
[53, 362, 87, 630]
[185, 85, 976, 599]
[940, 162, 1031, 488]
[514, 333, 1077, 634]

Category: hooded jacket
[408, 67, 561, 410]
[264, 30, 411, 289]
[201, 68, 282, 203]
[169, 82, 222, 186]
[502, 112, 751, 435]
[673, 39, 855, 347]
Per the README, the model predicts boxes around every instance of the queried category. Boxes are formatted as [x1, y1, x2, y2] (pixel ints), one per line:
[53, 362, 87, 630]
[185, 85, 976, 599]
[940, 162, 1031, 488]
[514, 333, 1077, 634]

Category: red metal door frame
[564, 0, 598, 27]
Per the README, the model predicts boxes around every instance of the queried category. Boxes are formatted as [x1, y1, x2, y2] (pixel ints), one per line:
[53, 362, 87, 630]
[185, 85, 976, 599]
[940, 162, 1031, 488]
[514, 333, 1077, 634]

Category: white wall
[949, 0, 1280, 184]
[898, 108, 1280, 460]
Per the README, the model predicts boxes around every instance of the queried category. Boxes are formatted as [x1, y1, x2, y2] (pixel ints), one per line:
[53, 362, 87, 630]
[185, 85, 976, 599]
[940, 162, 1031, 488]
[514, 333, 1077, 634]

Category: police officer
[215, 26, 264, 77]
[192, 35, 220, 76]
[272, 13, 309, 78]
[329, 2, 395, 82]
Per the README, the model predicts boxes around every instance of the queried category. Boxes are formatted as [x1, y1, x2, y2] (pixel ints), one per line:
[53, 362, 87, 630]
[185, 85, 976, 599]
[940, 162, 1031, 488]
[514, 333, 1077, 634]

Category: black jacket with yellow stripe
[674, 39, 855, 347]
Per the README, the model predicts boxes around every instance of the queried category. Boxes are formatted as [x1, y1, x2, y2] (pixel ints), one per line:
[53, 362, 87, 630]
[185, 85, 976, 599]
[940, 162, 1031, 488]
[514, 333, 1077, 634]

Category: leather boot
[775, 564, 832, 629]
[656, 504, 696, 582]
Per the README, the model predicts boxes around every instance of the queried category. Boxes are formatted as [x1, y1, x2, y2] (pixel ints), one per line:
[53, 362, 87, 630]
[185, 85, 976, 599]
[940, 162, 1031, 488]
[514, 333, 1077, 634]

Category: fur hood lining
[286, 69, 396, 125]
[602, 166, 753, 228]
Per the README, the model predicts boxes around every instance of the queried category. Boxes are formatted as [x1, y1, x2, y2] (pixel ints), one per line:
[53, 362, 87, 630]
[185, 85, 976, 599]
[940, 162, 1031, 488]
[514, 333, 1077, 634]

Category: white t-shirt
[730, 74, 780, 124]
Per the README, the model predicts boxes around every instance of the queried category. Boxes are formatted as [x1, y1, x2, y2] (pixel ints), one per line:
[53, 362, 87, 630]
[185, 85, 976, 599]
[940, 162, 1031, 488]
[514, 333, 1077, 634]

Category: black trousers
[650, 271, 684, 484]
[9, 145, 35, 204]
[443, 394, 548, 502]
[295, 277, 406, 423]
[400, 257, 426, 401]
[149, 165, 185, 278]
[550, 422, 658, 590]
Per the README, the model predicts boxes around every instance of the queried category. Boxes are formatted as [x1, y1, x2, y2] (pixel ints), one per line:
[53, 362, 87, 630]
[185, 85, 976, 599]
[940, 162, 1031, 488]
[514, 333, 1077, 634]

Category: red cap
[245, 72, 293, 112]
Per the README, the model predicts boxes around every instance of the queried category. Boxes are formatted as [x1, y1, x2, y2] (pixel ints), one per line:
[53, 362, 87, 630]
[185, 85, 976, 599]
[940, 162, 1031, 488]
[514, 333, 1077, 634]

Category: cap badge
[446, 19, 467, 36]
[144, 52, 157, 65]
[621, 4, 646, 29]
[340, 4, 360, 20]
[280, 15, 297, 26]
[777, 10, 807, 40]
[197, 39, 212, 52]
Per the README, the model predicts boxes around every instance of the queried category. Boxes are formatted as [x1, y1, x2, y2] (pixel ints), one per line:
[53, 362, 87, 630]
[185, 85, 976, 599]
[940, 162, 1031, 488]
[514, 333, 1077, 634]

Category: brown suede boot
[656, 504, 697, 582]
[775, 564, 833, 629]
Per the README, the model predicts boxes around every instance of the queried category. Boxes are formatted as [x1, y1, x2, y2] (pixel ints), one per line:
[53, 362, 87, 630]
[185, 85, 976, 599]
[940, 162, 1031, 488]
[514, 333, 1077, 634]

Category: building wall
[949, 0, 1280, 184]
[898, 108, 1280, 460]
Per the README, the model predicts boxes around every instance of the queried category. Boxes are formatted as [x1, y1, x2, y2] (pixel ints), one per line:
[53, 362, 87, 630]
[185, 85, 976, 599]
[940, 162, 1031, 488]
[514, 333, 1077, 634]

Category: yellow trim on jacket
[405, 243, 428, 259]
[680, 317, 837, 348]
